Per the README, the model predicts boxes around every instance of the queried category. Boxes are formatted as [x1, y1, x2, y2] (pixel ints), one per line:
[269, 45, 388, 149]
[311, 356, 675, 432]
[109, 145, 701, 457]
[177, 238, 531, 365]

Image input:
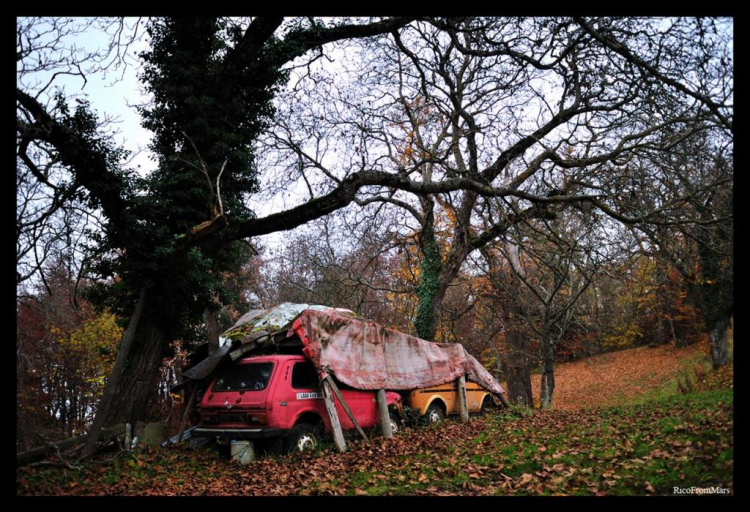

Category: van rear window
[212, 363, 273, 392]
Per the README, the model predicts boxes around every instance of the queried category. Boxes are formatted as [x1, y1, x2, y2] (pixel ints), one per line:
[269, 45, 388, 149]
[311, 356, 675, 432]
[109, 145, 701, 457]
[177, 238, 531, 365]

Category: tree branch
[573, 17, 732, 132]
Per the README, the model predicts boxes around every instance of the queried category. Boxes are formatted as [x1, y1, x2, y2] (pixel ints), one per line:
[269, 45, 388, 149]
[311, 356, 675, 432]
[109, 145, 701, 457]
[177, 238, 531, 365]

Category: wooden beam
[324, 376, 369, 443]
[321, 378, 347, 453]
[457, 374, 469, 423]
[176, 382, 198, 446]
[376, 389, 393, 439]
[17, 424, 125, 467]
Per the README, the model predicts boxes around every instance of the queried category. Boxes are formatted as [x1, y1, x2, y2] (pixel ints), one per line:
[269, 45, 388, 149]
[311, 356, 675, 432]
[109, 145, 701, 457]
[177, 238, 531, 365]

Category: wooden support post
[376, 389, 393, 439]
[324, 376, 368, 443]
[457, 374, 469, 423]
[176, 382, 197, 446]
[321, 377, 347, 453]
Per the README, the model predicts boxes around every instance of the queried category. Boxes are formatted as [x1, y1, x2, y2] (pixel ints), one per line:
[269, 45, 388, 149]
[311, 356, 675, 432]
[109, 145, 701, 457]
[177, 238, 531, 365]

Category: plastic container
[230, 440, 255, 465]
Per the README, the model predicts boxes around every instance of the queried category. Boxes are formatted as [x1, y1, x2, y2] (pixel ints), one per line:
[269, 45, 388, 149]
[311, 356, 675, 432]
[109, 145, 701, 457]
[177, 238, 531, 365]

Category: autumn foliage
[16, 263, 123, 450]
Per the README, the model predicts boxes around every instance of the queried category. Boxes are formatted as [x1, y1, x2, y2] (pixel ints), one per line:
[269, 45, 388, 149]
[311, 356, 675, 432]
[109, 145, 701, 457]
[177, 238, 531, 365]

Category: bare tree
[263, 17, 732, 344]
[485, 206, 603, 408]
[629, 131, 733, 367]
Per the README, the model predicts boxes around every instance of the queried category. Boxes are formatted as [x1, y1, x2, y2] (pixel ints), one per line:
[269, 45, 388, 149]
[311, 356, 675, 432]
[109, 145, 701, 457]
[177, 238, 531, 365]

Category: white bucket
[230, 440, 255, 465]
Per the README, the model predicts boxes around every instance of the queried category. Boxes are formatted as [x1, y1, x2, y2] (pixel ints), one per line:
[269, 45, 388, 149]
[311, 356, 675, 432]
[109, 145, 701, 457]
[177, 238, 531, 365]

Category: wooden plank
[376, 389, 393, 439]
[17, 424, 125, 467]
[321, 378, 347, 453]
[325, 376, 369, 443]
[176, 382, 197, 446]
[457, 374, 469, 422]
[183, 344, 232, 379]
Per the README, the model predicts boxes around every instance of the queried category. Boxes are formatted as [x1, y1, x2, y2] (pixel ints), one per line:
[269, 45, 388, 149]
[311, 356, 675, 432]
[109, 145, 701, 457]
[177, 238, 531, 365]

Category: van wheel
[479, 396, 491, 416]
[284, 423, 320, 453]
[425, 403, 445, 425]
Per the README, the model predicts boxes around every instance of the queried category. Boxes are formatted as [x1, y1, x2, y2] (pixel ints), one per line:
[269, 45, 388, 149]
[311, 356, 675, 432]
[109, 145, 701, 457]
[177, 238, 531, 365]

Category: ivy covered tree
[17, 17, 418, 456]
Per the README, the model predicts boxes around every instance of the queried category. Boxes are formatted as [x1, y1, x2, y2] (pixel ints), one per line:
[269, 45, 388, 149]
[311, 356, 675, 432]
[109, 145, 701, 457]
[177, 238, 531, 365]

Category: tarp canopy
[291, 307, 505, 396]
[179, 303, 505, 397]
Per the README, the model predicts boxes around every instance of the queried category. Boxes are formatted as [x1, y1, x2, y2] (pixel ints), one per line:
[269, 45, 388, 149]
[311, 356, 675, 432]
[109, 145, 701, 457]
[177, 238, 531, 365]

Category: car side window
[291, 362, 320, 390]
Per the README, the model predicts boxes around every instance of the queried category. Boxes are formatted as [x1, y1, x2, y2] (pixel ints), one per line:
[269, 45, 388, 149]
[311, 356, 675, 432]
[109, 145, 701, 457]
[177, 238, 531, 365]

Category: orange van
[406, 380, 493, 424]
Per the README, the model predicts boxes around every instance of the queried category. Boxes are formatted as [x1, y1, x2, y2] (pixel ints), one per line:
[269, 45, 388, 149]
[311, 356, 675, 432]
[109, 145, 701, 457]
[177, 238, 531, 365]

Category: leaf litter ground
[17, 342, 732, 496]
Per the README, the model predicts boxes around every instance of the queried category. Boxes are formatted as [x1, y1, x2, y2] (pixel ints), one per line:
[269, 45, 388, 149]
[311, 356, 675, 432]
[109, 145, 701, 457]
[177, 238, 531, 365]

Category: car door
[287, 360, 326, 428]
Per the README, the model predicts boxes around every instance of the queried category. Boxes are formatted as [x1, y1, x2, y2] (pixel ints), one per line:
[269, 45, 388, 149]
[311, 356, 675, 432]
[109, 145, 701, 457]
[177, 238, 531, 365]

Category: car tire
[388, 411, 400, 434]
[284, 423, 320, 453]
[424, 403, 445, 425]
[479, 396, 491, 416]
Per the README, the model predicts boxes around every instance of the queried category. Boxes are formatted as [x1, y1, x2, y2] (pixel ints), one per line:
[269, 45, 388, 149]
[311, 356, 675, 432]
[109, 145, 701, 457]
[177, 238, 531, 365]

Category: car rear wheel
[425, 403, 445, 425]
[284, 423, 320, 453]
[388, 411, 400, 434]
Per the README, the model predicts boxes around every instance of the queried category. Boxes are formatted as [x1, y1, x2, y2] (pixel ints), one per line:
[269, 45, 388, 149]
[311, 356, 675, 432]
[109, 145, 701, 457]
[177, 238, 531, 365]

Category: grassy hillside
[17, 343, 733, 496]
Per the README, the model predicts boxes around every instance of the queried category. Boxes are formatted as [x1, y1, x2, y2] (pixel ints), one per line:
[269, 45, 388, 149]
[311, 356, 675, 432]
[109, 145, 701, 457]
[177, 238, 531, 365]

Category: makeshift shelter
[178, 303, 505, 397]
[175, 303, 505, 453]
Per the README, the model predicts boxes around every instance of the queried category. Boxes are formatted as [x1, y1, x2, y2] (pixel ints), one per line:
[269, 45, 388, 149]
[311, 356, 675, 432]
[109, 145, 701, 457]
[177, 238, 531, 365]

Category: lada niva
[193, 354, 402, 453]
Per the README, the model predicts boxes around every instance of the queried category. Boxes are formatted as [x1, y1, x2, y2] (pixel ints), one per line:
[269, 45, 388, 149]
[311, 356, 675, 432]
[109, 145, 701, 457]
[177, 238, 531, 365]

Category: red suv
[193, 354, 402, 452]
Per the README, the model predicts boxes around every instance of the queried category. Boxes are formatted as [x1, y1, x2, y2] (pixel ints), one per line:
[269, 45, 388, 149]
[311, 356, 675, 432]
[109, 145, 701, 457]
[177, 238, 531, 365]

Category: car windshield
[212, 362, 273, 392]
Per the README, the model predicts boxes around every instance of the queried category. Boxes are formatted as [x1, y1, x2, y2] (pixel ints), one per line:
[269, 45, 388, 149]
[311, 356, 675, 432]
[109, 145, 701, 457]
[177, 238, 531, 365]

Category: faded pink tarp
[291, 308, 505, 396]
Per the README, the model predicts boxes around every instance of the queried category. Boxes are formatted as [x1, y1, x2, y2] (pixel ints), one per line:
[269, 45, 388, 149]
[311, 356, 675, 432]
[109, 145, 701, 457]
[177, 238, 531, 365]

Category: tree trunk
[414, 225, 472, 340]
[709, 316, 731, 369]
[503, 319, 533, 407]
[667, 314, 679, 346]
[104, 313, 167, 426]
[414, 206, 442, 340]
[540, 337, 555, 409]
[17, 424, 125, 467]
[81, 288, 149, 459]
